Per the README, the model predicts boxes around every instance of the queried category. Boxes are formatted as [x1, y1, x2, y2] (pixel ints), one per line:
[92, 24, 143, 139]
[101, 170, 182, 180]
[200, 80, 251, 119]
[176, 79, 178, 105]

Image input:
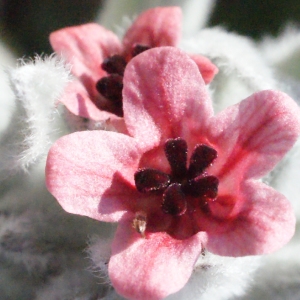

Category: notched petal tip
[207, 181, 296, 256]
[110, 222, 205, 300]
[211, 89, 300, 180]
[256, 89, 300, 132]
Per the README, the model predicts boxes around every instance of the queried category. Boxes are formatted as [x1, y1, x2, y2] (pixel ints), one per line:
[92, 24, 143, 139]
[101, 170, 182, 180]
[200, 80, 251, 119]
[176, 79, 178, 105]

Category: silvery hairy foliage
[0, 42, 109, 299]
[1, 0, 300, 299]
[233, 25, 300, 300]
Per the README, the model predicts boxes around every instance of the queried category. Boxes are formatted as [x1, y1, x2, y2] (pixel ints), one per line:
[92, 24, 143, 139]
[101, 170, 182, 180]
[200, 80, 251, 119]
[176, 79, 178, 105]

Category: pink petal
[208, 90, 300, 182]
[205, 180, 295, 256]
[45, 131, 141, 222]
[189, 54, 219, 84]
[59, 81, 115, 119]
[109, 220, 206, 300]
[122, 7, 182, 55]
[123, 47, 214, 151]
[50, 23, 122, 88]
[59, 81, 127, 132]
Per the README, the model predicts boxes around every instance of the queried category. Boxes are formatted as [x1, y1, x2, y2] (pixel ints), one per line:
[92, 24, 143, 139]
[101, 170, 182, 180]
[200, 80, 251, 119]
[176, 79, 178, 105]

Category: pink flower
[46, 47, 300, 300]
[50, 6, 218, 126]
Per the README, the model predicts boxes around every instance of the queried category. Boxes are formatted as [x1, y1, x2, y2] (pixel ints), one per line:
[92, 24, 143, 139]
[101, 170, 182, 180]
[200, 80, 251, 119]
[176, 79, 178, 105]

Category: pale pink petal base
[206, 180, 296, 256]
[59, 81, 127, 132]
[60, 81, 112, 119]
[109, 220, 206, 300]
[50, 23, 122, 115]
[46, 131, 141, 222]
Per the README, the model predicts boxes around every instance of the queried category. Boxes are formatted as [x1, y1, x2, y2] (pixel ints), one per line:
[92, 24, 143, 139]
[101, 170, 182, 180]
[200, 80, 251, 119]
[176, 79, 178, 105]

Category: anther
[184, 176, 219, 198]
[96, 74, 123, 104]
[188, 144, 217, 179]
[131, 44, 151, 57]
[162, 183, 187, 216]
[135, 168, 170, 193]
[101, 55, 127, 76]
[134, 139, 219, 218]
[164, 138, 187, 180]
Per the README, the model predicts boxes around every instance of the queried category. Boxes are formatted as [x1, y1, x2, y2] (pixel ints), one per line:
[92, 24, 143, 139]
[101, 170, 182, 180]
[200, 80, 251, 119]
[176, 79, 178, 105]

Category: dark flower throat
[134, 138, 219, 216]
[95, 44, 151, 117]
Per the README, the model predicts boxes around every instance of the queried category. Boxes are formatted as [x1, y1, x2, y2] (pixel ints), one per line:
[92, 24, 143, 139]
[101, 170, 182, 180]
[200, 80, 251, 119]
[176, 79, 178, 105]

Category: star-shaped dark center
[134, 138, 219, 216]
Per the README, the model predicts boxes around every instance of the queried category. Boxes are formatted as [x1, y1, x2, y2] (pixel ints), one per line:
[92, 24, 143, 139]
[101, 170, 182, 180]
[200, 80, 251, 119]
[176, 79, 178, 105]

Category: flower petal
[50, 23, 121, 88]
[208, 90, 300, 181]
[205, 180, 295, 256]
[123, 47, 213, 150]
[189, 54, 218, 84]
[109, 220, 206, 300]
[45, 131, 141, 222]
[59, 80, 126, 133]
[122, 7, 182, 54]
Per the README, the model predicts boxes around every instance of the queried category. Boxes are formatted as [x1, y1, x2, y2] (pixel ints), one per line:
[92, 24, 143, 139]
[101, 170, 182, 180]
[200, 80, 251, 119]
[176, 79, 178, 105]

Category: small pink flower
[50, 6, 218, 125]
[46, 47, 300, 300]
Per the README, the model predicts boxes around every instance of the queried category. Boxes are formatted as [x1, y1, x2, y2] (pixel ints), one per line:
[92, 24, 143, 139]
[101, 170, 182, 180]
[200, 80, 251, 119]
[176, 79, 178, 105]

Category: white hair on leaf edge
[87, 234, 115, 285]
[235, 226, 300, 300]
[260, 25, 300, 81]
[0, 55, 71, 178]
[34, 261, 106, 300]
[167, 251, 260, 300]
[0, 212, 57, 275]
[0, 40, 16, 133]
[258, 26, 300, 107]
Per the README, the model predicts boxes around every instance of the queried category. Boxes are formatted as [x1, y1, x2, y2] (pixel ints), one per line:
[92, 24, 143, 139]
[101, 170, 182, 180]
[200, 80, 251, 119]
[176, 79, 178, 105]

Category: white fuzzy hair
[0, 55, 70, 178]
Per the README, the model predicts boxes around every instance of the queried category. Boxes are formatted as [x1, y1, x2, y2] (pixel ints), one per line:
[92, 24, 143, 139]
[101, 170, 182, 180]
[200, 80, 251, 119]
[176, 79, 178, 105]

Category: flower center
[95, 44, 151, 117]
[134, 138, 219, 217]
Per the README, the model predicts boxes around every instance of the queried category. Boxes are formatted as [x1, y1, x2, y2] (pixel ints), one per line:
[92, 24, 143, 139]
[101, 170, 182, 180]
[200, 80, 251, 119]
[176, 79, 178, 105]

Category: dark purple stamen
[162, 183, 187, 215]
[96, 74, 123, 104]
[135, 168, 170, 193]
[183, 176, 219, 198]
[101, 55, 127, 76]
[188, 144, 217, 179]
[164, 138, 187, 180]
[132, 44, 151, 57]
[96, 44, 151, 117]
[134, 138, 219, 217]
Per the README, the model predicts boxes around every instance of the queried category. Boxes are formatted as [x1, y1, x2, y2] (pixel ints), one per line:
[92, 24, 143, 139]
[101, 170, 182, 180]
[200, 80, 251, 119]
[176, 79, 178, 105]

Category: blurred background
[1, 0, 300, 57]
